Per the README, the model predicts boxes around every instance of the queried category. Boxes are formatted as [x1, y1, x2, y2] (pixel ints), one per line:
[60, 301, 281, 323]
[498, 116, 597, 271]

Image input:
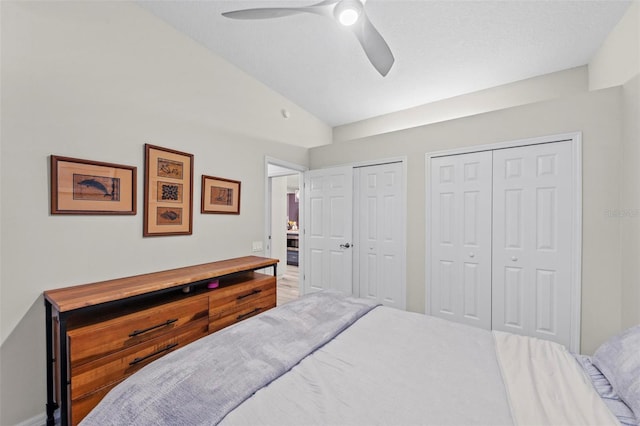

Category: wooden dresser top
[44, 256, 278, 313]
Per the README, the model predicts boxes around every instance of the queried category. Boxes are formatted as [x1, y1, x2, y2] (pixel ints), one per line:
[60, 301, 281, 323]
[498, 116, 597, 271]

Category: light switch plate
[252, 241, 263, 252]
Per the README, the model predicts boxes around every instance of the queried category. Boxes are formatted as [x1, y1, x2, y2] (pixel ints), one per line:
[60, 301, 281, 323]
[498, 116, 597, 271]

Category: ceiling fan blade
[222, 0, 393, 76]
[222, 1, 337, 20]
[222, 8, 306, 20]
[351, 14, 395, 76]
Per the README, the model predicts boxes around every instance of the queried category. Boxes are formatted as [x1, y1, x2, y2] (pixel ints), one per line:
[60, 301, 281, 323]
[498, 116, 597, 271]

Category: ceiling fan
[222, 0, 395, 76]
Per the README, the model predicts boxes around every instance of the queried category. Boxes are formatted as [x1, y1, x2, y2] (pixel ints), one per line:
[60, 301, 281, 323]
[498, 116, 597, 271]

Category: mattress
[223, 306, 514, 425]
[81, 291, 623, 426]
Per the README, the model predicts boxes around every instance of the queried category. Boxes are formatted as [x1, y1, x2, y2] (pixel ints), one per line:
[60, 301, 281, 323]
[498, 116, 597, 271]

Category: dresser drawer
[209, 274, 276, 320]
[70, 318, 208, 400]
[209, 294, 276, 333]
[70, 385, 113, 426]
[68, 295, 208, 366]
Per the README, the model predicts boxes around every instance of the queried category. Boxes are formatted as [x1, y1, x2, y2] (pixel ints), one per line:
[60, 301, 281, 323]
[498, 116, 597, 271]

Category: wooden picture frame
[144, 144, 193, 236]
[50, 155, 136, 215]
[201, 175, 241, 214]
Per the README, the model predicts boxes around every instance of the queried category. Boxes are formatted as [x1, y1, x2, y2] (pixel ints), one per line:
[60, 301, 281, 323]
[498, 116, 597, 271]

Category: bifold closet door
[430, 151, 492, 329]
[491, 141, 573, 347]
[356, 162, 405, 309]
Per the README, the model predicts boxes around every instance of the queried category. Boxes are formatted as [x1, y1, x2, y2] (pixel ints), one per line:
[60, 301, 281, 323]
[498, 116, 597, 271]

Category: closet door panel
[356, 162, 404, 309]
[502, 265, 525, 329]
[304, 167, 353, 295]
[462, 262, 481, 320]
[492, 141, 573, 346]
[430, 152, 492, 329]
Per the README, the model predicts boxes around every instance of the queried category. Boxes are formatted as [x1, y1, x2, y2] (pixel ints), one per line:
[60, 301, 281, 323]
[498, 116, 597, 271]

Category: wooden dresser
[44, 256, 278, 426]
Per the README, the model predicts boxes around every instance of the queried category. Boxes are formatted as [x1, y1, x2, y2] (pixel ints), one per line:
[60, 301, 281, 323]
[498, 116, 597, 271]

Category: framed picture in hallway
[50, 155, 137, 215]
[201, 175, 241, 214]
[144, 144, 193, 236]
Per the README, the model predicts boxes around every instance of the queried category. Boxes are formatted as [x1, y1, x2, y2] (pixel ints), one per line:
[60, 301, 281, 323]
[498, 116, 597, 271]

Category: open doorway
[265, 158, 306, 305]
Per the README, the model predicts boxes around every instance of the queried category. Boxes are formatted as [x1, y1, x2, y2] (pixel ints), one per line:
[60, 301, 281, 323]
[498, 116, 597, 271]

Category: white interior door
[492, 141, 574, 347]
[429, 151, 493, 329]
[303, 166, 353, 295]
[355, 162, 405, 309]
[269, 176, 288, 275]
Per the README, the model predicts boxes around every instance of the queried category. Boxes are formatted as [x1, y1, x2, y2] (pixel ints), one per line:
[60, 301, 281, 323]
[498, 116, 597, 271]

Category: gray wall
[309, 88, 625, 356]
[0, 1, 317, 424]
[620, 74, 640, 328]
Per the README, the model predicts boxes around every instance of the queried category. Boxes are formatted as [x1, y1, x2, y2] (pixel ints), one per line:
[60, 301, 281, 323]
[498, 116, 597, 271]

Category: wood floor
[277, 264, 300, 306]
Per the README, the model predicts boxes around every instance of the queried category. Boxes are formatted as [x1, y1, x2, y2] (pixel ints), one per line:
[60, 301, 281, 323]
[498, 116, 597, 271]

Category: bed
[81, 290, 639, 425]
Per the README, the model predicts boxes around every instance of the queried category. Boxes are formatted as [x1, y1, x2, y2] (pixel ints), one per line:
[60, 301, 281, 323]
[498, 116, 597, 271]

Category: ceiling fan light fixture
[334, 0, 362, 26]
[339, 9, 359, 26]
[222, 0, 394, 76]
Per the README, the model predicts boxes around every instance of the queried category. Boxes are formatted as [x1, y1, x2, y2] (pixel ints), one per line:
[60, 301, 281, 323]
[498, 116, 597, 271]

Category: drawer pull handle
[129, 319, 178, 337]
[236, 289, 262, 300]
[237, 308, 261, 321]
[129, 343, 178, 366]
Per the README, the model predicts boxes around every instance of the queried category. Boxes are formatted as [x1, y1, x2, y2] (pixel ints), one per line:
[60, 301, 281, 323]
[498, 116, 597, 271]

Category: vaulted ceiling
[137, 0, 632, 127]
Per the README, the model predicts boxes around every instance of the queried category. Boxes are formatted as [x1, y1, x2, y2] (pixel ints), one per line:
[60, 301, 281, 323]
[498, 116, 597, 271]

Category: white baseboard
[13, 412, 44, 426]
[14, 411, 58, 426]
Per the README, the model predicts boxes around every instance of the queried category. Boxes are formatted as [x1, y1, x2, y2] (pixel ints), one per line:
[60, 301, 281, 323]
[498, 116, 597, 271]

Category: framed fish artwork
[143, 144, 193, 237]
[50, 156, 137, 215]
[201, 175, 241, 214]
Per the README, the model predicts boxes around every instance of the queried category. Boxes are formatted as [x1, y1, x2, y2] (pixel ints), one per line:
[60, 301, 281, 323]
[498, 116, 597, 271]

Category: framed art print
[144, 144, 193, 236]
[201, 175, 241, 214]
[50, 156, 136, 215]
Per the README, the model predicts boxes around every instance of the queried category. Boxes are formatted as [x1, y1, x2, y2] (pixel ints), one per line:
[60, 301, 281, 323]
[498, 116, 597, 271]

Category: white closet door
[492, 141, 573, 347]
[303, 166, 353, 295]
[356, 162, 405, 309]
[430, 151, 493, 329]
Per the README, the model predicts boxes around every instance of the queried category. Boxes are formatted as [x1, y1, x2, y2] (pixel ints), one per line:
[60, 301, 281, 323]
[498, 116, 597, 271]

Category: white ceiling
[137, 0, 632, 127]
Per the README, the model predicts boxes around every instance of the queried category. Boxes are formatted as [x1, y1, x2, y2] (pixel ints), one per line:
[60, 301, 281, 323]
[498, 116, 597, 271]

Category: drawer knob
[129, 318, 178, 337]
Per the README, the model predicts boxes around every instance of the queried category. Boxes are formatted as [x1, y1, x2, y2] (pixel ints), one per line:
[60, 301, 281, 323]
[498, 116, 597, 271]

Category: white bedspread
[493, 331, 620, 426]
[222, 306, 514, 425]
[83, 292, 621, 426]
[81, 291, 377, 426]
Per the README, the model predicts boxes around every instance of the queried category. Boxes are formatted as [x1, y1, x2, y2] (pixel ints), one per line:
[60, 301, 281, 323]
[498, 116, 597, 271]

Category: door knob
[340, 243, 352, 249]
[469, 252, 475, 258]
[511, 256, 518, 262]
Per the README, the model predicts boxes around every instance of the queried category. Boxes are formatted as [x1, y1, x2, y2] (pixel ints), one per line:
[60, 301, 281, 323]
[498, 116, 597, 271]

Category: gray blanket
[80, 290, 379, 426]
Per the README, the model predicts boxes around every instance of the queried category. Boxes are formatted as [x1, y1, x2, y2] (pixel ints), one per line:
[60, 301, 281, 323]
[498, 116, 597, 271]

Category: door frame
[264, 157, 307, 292]
[425, 132, 582, 351]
